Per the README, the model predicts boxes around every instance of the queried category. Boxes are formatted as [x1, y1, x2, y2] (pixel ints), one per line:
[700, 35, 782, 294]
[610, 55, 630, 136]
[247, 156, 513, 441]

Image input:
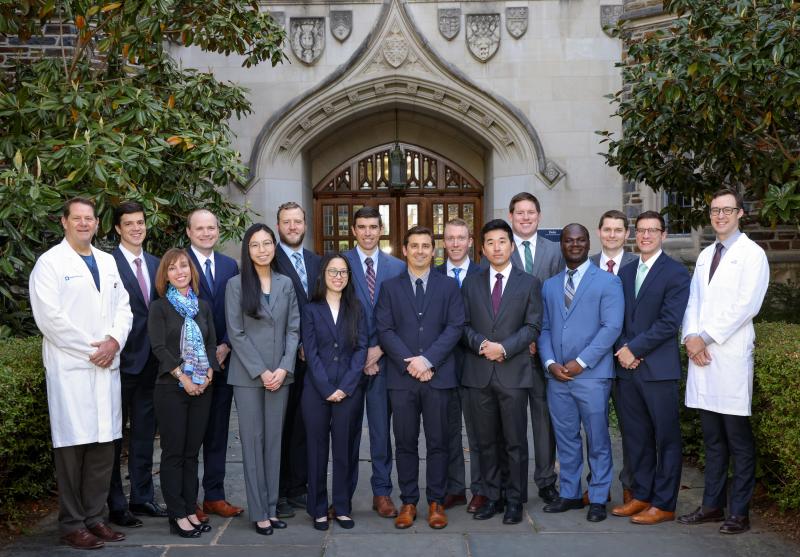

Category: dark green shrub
[0, 336, 53, 520]
[756, 281, 800, 324]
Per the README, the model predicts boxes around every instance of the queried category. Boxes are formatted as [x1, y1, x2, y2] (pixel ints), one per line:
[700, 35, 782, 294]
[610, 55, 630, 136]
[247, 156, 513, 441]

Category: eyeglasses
[635, 227, 663, 236]
[326, 268, 349, 278]
[248, 240, 274, 250]
[709, 207, 739, 216]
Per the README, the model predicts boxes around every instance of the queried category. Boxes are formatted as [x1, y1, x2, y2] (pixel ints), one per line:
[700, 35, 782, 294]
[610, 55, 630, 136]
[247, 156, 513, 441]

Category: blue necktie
[415, 278, 425, 316]
[292, 252, 308, 295]
[204, 259, 214, 291]
[453, 267, 462, 287]
[564, 269, 577, 309]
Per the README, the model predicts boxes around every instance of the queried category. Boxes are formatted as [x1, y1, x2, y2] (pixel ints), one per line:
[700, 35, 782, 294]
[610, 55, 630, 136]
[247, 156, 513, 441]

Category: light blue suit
[343, 247, 406, 496]
[538, 262, 624, 504]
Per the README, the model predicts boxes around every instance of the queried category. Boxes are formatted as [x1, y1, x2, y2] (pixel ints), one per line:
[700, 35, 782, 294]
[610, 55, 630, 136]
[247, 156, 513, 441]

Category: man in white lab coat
[678, 188, 769, 535]
[29, 197, 133, 550]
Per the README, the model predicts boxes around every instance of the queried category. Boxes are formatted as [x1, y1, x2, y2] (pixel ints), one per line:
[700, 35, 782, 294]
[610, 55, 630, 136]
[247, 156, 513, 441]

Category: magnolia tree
[599, 0, 800, 229]
[0, 1, 286, 336]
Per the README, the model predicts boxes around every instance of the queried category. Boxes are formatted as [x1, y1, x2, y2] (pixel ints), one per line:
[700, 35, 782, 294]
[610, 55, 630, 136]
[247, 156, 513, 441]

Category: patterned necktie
[491, 273, 503, 316]
[292, 251, 308, 295]
[635, 262, 648, 297]
[522, 240, 534, 274]
[606, 260, 615, 274]
[564, 269, 577, 309]
[134, 257, 149, 306]
[709, 242, 724, 283]
[415, 278, 425, 316]
[365, 257, 376, 303]
[204, 259, 214, 291]
[453, 267, 462, 287]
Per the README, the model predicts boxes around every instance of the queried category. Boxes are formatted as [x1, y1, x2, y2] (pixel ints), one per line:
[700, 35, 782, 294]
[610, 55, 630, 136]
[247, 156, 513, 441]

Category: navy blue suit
[616, 253, 690, 511]
[273, 246, 321, 500]
[108, 247, 160, 512]
[434, 262, 484, 497]
[188, 248, 239, 502]
[301, 300, 367, 519]
[376, 270, 464, 505]
[343, 248, 406, 496]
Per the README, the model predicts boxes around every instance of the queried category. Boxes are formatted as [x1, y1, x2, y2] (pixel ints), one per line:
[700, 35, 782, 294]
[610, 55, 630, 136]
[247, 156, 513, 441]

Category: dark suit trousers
[54, 441, 114, 534]
[302, 384, 364, 519]
[154, 384, 213, 519]
[202, 365, 233, 501]
[469, 373, 529, 505]
[527, 357, 557, 489]
[389, 383, 451, 505]
[699, 409, 755, 516]
[108, 360, 157, 511]
[280, 356, 309, 499]
[617, 376, 682, 511]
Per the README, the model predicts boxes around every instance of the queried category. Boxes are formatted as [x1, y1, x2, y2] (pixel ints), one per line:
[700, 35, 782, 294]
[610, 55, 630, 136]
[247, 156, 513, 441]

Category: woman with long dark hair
[225, 223, 300, 535]
[301, 253, 368, 530]
[148, 248, 218, 538]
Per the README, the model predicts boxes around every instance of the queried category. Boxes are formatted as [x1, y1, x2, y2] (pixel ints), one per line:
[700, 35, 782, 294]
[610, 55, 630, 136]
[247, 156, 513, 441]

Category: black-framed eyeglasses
[709, 207, 739, 216]
[635, 227, 663, 235]
[326, 269, 349, 278]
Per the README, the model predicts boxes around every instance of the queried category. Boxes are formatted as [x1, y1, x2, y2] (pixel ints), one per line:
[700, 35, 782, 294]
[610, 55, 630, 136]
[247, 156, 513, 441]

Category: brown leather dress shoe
[677, 506, 725, 525]
[61, 528, 104, 550]
[443, 493, 467, 509]
[88, 522, 126, 542]
[467, 494, 488, 513]
[395, 503, 417, 529]
[373, 495, 399, 518]
[611, 498, 651, 517]
[630, 506, 675, 525]
[428, 502, 448, 529]
[622, 488, 633, 504]
[203, 500, 244, 517]
[194, 505, 210, 523]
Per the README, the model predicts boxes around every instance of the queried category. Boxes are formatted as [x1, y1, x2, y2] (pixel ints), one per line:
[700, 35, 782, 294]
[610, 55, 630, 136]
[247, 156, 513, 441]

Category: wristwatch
[172, 368, 183, 379]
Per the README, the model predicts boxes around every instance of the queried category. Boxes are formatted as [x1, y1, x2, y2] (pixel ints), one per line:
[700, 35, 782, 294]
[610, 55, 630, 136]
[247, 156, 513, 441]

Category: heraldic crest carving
[466, 14, 501, 62]
[505, 7, 529, 39]
[291, 17, 325, 65]
[331, 11, 352, 42]
[438, 8, 461, 40]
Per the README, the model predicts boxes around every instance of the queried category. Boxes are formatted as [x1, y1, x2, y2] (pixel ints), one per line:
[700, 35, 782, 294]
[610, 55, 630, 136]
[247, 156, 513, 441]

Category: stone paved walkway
[4, 406, 798, 557]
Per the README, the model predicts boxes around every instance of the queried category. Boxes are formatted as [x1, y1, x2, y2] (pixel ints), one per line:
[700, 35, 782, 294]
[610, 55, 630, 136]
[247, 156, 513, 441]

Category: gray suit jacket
[483, 235, 563, 284]
[224, 273, 300, 388]
[589, 251, 638, 273]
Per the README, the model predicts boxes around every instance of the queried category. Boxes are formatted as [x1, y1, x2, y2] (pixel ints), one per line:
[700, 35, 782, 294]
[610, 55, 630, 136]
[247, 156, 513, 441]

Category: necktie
[415, 278, 425, 316]
[134, 257, 149, 306]
[453, 267, 462, 287]
[709, 242, 724, 283]
[491, 273, 503, 316]
[522, 240, 534, 274]
[564, 269, 577, 309]
[635, 262, 648, 297]
[606, 260, 615, 274]
[292, 252, 308, 295]
[204, 259, 214, 291]
[365, 257, 376, 303]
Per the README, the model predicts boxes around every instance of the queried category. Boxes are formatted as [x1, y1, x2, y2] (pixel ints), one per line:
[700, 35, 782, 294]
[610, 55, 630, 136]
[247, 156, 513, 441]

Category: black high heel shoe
[188, 519, 212, 533]
[254, 521, 273, 536]
[169, 518, 201, 538]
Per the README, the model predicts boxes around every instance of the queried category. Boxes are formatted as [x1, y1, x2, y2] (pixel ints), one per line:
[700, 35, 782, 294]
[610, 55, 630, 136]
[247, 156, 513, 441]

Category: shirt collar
[599, 250, 623, 267]
[638, 250, 662, 270]
[408, 268, 430, 287]
[719, 230, 742, 251]
[280, 242, 303, 261]
[191, 245, 214, 268]
[356, 244, 379, 266]
[118, 243, 143, 265]
[566, 258, 592, 279]
[513, 233, 536, 251]
[446, 259, 470, 275]
[490, 261, 513, 281]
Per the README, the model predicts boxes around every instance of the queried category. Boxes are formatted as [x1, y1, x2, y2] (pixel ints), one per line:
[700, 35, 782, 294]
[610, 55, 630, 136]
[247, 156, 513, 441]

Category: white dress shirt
[191, 245, 215, 280]
[599, 250, 624, 275]
[118, 243, 150, 294]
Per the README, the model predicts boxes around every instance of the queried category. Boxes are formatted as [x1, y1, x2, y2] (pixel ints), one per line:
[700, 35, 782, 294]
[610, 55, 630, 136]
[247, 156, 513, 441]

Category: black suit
[273, 245, 321, 500]
[108, 247, 160, 512]
[461, 266, 542, 505]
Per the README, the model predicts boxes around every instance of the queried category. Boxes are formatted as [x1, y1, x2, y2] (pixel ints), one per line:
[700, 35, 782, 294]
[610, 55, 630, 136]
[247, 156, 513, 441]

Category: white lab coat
[29, 239, 133, 448]
[682, 233, 769, 416]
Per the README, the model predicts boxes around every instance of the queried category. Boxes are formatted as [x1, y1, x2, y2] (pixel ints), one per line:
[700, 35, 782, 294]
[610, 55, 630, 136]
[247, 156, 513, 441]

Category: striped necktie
[522, 240, 533, 274]
[564, 269, 577, 309]
[365, 257, 376, 303]
[292, 252, 308, 295]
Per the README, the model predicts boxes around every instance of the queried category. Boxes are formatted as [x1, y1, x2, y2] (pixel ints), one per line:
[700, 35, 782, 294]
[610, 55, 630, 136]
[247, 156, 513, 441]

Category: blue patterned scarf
[166, 285, 209, 385]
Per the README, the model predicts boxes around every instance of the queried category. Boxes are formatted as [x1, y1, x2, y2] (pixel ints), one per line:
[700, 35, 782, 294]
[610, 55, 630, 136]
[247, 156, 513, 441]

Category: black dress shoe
[109, 509, 143, 528]
[188, 519, 212, 533]
[502, 503, 523, 524]
[130, 501, 168, 517]
[313, 519, 330, 531]
[287, 494, 307, 509]
[270, 518, 288, 529]
[587, 503, 607, 522]
[543, 497, 585, 513]
[276, 498, 296, 518]
[169, 518, 201, 538]
[473, 500, 501, 520]
[677, 506, 725, 525]
[254, 522, 273, 536]
[538, 484, 559, 504]
[719, 515, 750, 534]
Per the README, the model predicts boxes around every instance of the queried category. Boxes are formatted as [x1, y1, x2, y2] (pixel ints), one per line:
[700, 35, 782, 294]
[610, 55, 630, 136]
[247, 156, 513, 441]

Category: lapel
[113, 247, 146, 307]
[316, 303, 338, 339]
[566, 263, 596, 318]
[633, 253, 664, 309]
[187, 248, 214, 301]
[621, 264, 636, 313]
[476, 267, 495, 320]
[375, 251, 392, 297]
[530, 235, 545, 275]
[277, 246, 310, 303]
[466, 260, 481, 276]
[146, 252, 159, 301]
[510, 245, 523, 271]
[346, 250, 371, 306]
[403, 270, 438, 319]
[495, 268, 521, 321]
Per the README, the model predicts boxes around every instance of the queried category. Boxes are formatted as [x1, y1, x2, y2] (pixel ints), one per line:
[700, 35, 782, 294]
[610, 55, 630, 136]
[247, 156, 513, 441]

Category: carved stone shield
[382, 31, 408, 68]
[466, 14, 500, 62]
[331, 11, 352, 42]
[438, 8, 461, 40]
[505, 7, 528, 39]
[290, 17, 325, 65]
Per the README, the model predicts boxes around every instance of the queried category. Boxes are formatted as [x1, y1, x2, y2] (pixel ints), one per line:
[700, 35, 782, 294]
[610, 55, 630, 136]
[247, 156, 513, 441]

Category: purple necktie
[134, 257, 149, 306]
[708, 242, 724, 283]
[606, 260, 615, 274]
[365, 257, 376, 303]
[491, 272, 503, 316]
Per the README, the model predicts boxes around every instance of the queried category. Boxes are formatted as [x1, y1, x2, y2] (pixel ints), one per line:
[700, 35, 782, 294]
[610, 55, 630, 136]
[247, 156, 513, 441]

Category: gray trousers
[234, 385, 289, 521]
[54, 441, 115, 534]
[446, 387, 483, 495]
[528, 358, 557, 489]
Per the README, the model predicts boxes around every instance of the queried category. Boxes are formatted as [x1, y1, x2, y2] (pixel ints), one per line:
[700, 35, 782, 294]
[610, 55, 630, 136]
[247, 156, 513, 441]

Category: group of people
[28, 188, 769, 550]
